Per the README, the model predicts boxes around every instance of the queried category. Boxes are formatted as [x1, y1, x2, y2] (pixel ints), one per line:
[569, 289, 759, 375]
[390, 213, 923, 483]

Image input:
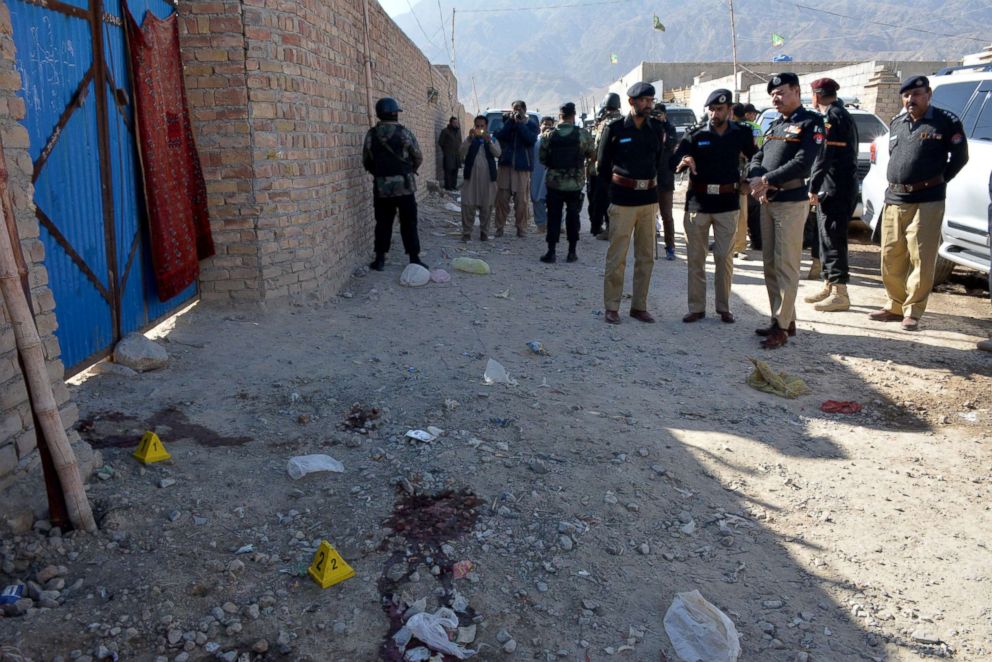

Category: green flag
[771, 33, 785, 47]
[610, 53, 619, 64]
[653, 14, 666, 32]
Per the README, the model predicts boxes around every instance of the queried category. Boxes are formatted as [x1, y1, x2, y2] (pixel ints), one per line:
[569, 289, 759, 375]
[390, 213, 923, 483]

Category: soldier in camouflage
[590, 93, 623, 239]
[538, 102, 595, 263]
[362, 97, 427, 271]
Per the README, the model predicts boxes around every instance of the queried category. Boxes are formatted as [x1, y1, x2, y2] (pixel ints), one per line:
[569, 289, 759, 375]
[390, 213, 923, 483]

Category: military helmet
[602, 92, 621, 111]
[375, 97, 402, 119]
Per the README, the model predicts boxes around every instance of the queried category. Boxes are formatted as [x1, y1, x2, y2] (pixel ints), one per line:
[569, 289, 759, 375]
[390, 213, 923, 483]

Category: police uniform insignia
[814, 130, 824, 145]
[951, 133, 964, 144]
[785, 125, 801, 134]
[824, 122, 832, 130]
[718, 94, 726, 103]
[915, 78, 923, 87]
[772, 76, 781, 86]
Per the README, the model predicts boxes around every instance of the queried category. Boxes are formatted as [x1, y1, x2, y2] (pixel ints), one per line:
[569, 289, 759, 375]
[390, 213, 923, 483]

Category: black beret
[743, 103, 757, 114]
[627, 82, 655, 99]
[559, 102, 576, 116]
[705, 88, 733, 107]
[653, 102, 667, 113]
[899, 75, 929, 94]
[767, 72, 799, 94]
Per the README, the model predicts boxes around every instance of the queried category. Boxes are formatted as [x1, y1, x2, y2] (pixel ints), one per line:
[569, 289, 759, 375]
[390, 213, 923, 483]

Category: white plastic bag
[430, 268, 451, 284]
[400, 263, 431, 287]
[405, 607, 476, 659]
[483, 358, 517, 386]
[663, 590, 741, 662]
[286, 454, 344, 480]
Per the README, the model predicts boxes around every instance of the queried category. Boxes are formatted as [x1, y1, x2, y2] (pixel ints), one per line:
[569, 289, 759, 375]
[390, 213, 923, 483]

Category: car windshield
[852, 114, 887, 143]
[667, 109, 696, 126]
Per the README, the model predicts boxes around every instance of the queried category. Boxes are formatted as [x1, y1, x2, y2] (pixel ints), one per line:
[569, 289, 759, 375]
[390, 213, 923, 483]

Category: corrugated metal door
[8, 0, 196, 375]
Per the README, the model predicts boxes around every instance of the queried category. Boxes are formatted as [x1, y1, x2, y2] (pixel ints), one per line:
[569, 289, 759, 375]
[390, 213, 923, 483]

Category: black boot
[540, 249, 556, 264]
[409, 255, 429, 269]
[369, 253, 385, 271]
[566, 241, 578, 262]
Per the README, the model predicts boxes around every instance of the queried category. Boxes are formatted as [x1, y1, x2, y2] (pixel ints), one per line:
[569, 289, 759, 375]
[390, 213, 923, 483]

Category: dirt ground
[1, 189, 991, 662]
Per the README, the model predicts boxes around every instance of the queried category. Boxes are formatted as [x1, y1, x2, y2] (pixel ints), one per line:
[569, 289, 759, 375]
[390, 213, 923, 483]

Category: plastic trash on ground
[405, 607, 476, 659]
[746, 357, 808, 399]
[444, 202, 461, 213]
[483, 358, 517, 386]
[526, 340, 549, 356]
[430, 268, 451, 284]
[286, 454, 345, 480]
[663, 590, 741, 662]
[400, 263, 431, 287]
[451, 257, 491, 274]
[405, 429, 436, 443]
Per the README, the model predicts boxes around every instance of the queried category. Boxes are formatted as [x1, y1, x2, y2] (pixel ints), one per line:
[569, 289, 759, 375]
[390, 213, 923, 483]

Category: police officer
[804, 78, 859, 313]
[747, 73, 825, 348]
[590, 93, 623, 239]
[674, 89, 757, 325]
[362, 97, 427, 271]
[652, 103, 678, 260]
[870, 75, 969, 331]
[598, 82, 666, 324]
[539, 102, 595, 263]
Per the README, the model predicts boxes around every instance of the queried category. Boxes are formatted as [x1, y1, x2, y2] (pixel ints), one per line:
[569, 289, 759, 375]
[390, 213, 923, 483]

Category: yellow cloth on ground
[746, 357, 808, 399]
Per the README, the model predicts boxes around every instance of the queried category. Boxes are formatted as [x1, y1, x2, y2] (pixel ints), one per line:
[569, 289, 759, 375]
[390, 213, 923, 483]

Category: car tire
[933, 254, 955, 286]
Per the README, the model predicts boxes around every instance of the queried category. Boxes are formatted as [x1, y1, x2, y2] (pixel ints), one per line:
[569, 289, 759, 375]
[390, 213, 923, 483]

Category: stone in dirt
[113, 333, 169, 372]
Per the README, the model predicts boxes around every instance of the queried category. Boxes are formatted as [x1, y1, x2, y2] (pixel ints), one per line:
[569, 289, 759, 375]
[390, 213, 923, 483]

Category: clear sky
[377, 0, 408, 18]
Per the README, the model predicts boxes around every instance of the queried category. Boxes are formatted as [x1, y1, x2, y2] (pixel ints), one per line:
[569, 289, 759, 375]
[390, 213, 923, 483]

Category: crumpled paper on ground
[746, 357, 808, 399]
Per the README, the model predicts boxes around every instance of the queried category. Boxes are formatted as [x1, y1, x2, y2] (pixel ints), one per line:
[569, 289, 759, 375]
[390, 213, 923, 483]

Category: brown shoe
[630, 309, 656, 323]
[869, 309, 901, 322]
[682, 312, 705, 323]
[604, 310, 621, 325]
[516, 229, 526, 238]
[760, 327, 789, 349]
[755, 320, 796, 337]
[719, 311, 735, 324]
[901, 316, 919, 331]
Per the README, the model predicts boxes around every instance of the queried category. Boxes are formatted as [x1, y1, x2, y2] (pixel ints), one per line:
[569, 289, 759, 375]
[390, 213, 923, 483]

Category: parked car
[756, 106, 887, 219]
[862, 66, 992, 284]
[664, 105, 698, 141]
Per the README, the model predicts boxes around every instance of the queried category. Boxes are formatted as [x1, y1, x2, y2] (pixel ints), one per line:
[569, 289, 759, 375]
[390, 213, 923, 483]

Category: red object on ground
[125, 7, 213, 301]
[821, 400, 862, 414]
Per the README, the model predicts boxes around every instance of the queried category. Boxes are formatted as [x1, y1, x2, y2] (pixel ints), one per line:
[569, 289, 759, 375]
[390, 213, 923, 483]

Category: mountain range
[391, 0, 991, 115]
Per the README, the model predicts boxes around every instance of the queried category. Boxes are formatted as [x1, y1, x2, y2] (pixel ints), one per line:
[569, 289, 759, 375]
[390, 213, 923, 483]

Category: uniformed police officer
[362, 97, 427, 271]
[674, 89, 758, 325]
[871, 75, 969, 331]
[539, 102, 595, 263]
[598, 82, 666, 324]
[590, 93, 623, 239]
[748, 73, 825, 348]
[804, 78, 859, 313]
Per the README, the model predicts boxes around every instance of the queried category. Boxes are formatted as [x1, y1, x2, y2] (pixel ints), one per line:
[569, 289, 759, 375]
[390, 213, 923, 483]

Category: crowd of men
[363, 72, 983, 350]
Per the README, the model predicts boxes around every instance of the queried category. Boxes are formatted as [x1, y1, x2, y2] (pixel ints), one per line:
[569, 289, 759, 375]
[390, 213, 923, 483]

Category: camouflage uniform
[539, 123, 596, 257]
[589, 110, 622, 235]
[362, 121, 425, 260]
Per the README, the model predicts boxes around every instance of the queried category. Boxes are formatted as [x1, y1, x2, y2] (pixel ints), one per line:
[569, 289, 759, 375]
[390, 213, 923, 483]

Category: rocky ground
[0, 189, 990, 662]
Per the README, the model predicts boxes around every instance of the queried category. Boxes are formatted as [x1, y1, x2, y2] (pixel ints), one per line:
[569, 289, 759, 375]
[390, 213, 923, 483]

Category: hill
[391, 0, 991, 114]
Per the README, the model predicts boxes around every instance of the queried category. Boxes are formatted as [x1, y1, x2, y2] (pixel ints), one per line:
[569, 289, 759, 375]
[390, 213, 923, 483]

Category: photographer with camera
[457, 115, 501, 241]
[493, 100, 539, 237]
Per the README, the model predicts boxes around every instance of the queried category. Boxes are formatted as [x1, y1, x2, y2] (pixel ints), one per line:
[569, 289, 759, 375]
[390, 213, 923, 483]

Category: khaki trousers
[604, 203, 656, 311]
[880, 201, 944, 319]
[761, 200, 808, 327]
[461, 205, 492, 237]
[684, 209, 738, 314]
[733, 192, 748, 253]
[494, 166, 531, 232]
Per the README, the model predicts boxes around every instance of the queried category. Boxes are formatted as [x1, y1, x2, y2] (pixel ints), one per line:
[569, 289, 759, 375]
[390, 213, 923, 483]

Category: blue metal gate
[8, 0, 196, 375]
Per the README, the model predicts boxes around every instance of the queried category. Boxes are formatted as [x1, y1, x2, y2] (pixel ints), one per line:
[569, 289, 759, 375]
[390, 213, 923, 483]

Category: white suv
[862, 66, 992, 284]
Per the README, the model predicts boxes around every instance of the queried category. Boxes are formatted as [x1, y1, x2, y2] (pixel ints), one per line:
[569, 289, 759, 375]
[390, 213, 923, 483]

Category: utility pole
[472, 76, 480, 115]
[451, 8, 456, 72]
[729, 0, 740, 101]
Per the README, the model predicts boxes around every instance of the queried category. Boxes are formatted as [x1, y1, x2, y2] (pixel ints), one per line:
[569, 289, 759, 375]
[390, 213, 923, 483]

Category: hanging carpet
[124, 6, 213, 301]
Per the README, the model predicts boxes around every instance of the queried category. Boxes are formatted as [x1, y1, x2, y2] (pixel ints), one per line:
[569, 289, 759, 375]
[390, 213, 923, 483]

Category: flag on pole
[771, 33, 785, 47]
[610, 53, 619, 64]
[653, 14, 666, 32]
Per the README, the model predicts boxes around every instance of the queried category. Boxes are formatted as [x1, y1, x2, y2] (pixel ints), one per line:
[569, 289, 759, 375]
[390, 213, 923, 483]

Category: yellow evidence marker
[308, 540, 355, 588]
[133, 431, 171, 464]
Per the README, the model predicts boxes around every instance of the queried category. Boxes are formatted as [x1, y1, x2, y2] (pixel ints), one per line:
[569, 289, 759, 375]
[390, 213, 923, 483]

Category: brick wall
[0, 1, 90, 490]
[181, 0, 464, 303]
